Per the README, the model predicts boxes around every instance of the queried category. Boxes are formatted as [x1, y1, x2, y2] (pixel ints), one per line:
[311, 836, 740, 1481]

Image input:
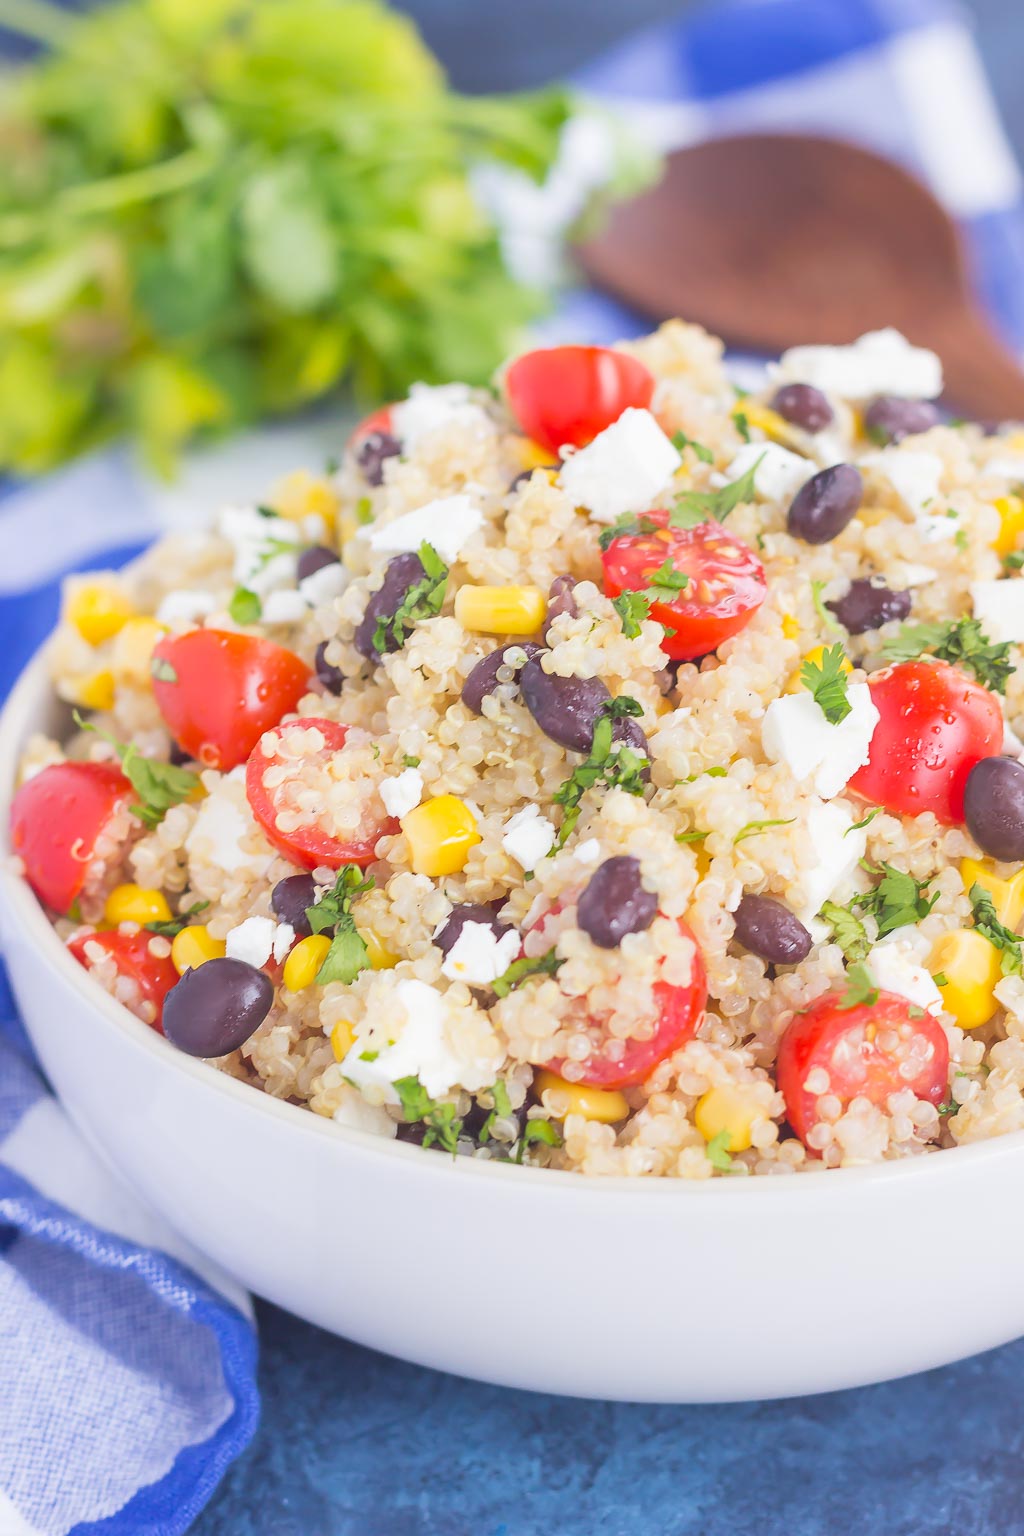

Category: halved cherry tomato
[505, 345, 655, 456]
[601, 511, 768, 661]
[245, 717, 397, 871]
[348, 404, 394, 447]
[10, 761, 133, 915]
[777, 988, 949, 1151]
[152, 629, 311, 772]
[67, 928, 179, 1031]
[535, 908, 707, 1089]
[848, 660, 1002, 826]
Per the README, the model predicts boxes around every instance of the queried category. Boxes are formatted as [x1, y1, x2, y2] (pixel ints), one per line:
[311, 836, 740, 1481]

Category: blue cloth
[1, 1, 1023, 1531]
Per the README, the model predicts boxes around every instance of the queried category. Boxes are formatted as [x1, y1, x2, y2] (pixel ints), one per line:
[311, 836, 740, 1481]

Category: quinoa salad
[10, 323, 1024, 1178]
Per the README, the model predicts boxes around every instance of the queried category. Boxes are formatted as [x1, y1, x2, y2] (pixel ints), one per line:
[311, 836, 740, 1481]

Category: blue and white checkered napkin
[1, 0, 1022, 1529]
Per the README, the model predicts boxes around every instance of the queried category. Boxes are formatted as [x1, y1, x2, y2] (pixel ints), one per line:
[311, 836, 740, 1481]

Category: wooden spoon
[577, 132, 1024, 422]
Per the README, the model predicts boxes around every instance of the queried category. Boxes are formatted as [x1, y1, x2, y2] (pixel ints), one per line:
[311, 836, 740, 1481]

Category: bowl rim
[4, 637, 1024, 1200]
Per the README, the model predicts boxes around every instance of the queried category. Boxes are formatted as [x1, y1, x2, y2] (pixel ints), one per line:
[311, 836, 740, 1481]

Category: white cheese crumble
[501, 805, 557, 870]
[575, 838, 602, 865]
[225, 916, 277, 969]
[723, 441, 815, 503]
[218, 505, 301, 598]
[985, 456, 1024, 483]
[332, 1088, 397, 1138]
[773, 329, 943, 400]
[557, 407, 681, 524]
[898, 563, 940, 587]
[156, 590, 218, 628]
[971, 579, 1024, 644]
[761, 684, 880, 800]
[379, 767, 424, 819]
[261, 590, 308, 625]
[341, 979, 463, 1102]
[440, 921, 520, 986]
[865, 940, 944, 1014]
[861, 449, 945, 519]
[391, 382, 490, 450]
[184, 768, 272, 877]
[790, 800, 867, 930]
[273, 924, 296, 964]
[298, 561, 348, 608]
[367, 493, 483, 565]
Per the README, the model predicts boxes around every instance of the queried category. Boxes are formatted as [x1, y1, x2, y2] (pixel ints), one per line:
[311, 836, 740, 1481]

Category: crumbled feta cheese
[557, 408, 681, 524]
[790, 800, 867, 927]
[724, 441, 815, 503]
[298, 561, 348, 608]
[898, 563, 940, 587]
[218, 506, 302, 600]
[342, 979, 463, 1101]
[773, 329, 943, 400]
[985, 456, 1024, 483]
[185, 769, 272, 877]
[865, 940, 944, 1014]
[156, 590, 218, 628]
[575, 838, 602, 865]
[502, 805, 557, 870]
[440, 921, 521, 985]
[971, 579, 1024, 644]
[918, 512, 961, 544]
[261, 590, 308, 625]
[332, 1088, 397, 1138]
[862, 449, 944, 519]
[379, 768, 423, 819]
[391, 382, 490, 450]
[761, 684, 880, 799]
[367, 493, 483, 565]
[272, 924, 296, 964]
[225, 916, 276, 969]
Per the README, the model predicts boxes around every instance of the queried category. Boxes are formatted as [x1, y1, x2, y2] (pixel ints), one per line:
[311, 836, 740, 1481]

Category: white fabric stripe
[0, 1490, 45, 1536]
[887, 23, 1022, 217]
[1, 1100, 251, 1318]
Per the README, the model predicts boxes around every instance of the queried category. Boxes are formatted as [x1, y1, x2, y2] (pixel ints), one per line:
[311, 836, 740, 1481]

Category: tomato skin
[848, 660, 1003, 825]
[546, 917, 708, 1090]
[245, 717, 396, 871]
[152, 629, 312, 772]
[601, 511, 768, 660]
[67, 929, 179, 1031]
[505, 346, 655, 456]
[348, 404, 394, 446]
[10, 761, 133, 914]
[777, 989, 949, 1151]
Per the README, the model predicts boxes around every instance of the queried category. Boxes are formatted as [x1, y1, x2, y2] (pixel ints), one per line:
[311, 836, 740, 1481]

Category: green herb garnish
[355, 496, 374, 527]
[612, 591, 652, 639]
[818, 900, 871, 963]
[645, 557, 690, 600]
[401, 754, 421, 768]
[882, 617, 1014, 694]
[228, 587, 262, 625]
[705, 1130, 735, 1171]
[144, 900, 209, 938]
[150, 657, 178, 684]
[372, 541, 448, 655]
[838, 962, 880, 1010]
[551, 698, 649, 846]
[857, 861, 939, 938]
[847, 808, 882, 834]
[671, 430, 713, 464]
[670, 456, 763, 529]
[515, 1118, 563, 1161]
[810, 579, 843, 634]
[492, 948, 565, 999]
[969, 883, 1024, 976]
[73, 711, 198, 828]
[933, 972, 949, 987]
[477, 1079, 514, 1143]
[393, 1077, 463, 1154]
[800, 642, 852, 724]
[306, 865, 374, 985]
[1004, 551, 1024, 572]
[734, 817, 795, 845]
[675, 829, 708, 844]
[597, 513, 660, 552]
[731, 410, 751, 443]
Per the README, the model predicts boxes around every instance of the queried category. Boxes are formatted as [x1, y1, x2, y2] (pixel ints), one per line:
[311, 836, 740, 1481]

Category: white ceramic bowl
[3, 649, 1024, 1402]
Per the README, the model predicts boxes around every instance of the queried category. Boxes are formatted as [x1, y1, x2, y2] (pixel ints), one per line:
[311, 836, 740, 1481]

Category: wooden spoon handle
[915, 310, 1024, 423]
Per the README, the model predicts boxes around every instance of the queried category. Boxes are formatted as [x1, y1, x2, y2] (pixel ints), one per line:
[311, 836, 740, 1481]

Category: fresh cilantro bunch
[305, 865, 374, 985]
[882, 618, 1014, 694]
[0, 0, 641, 476]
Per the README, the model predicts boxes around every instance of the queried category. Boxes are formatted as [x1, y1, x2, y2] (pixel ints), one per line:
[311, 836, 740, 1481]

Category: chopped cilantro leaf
[819, 900, 871, 963]
[969, 883, 1024, 976]
[305, 865, 374, 985]
[613, 590, 652, 638]
[515, 1118, 563, 1160]
[670, 456, 763, 529]
[645, 557, 690, 600]
[933, 971, 949, 988]
[551, 699, 649, 846]
[478, 1079, 514, 1143]
[492, 948, 564, 999]
[732, 410, 751, 443]
[393, 1076, 463, 1154]
[847, 808, 882, 834]
[671, 430, 714, 464]
[597, 513, 660, 552]
[1004, 550, 1024, 572]
[881, 617, 1014, 694]
[810, 579, 843, 634]
[401, 754, 421, 768]
[355, 496, 374, 526]
[705, 1130, 734, 1170]
[801, 642, 852, 724]
[73, 711, 199, 829]
[144, 900, 209, 938]
[675, 828, 708, 844]
[733, 817, 795, 844]
[937, 1098, 958, 1117]
[838, 962, 880, 1010]
[372, 541, 448, 655]
[228, 587, 262, 625]
[857, 861, 939, 938]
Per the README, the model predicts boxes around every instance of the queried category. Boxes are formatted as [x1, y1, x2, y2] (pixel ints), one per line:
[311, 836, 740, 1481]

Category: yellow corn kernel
[694, 1084, 762, 1153]
[402, 794, 480, 877]
[856, 504, 890, 528]
[514, 437, 556, 471]
[454, 584, 546, 636]
[171, 924, 227, 976]
[930, 929, 1003, 1029]
[786, 644, 853, 693]
[282, 933, 333, 992]
[270, 469, 339, 533]
[70, 670, 117, 712]
[359, 927, 398, 970]
[993, 494, 1024, 558]
[104, 884, 172, 927]
[741, 401, 802, 449]
[110, 617, 166, 686]
[781, 613, 801, 641]
[960, 859, 1024, 930]
[66, 582, 136, 646]
[536, 1069, 629, 1124]
[331, 1019, 355, 1061]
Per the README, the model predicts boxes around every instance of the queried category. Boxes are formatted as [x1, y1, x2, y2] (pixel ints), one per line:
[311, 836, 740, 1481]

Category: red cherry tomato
[152, 629, 311, 772]
[67, 929, 179, 1031]
[245, 717, 396, 871]
[601, 511, 768, 661]
[10, 761, 133, 915]
[505, 345, 655, 456]
[777, 988, 949, 1151]
[537, 910, 707, 1089]
[848, 660, 1002, 825]
[348, 404, 394, 446]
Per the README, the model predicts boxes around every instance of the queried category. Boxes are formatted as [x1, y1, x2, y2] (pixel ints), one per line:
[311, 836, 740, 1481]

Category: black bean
[519, 658, 611, 752]
[163, 958, 273, 1058]
[168, 741, 193, 767]
[827, 577, 912, 635]
[271, 873, 318, 937]
[356, 431, 401, 487]
[461, 641, 544, 715]
[577, 856, 657, 949]
[787, 463, 863, 545]
[297, 545, 340, 582]
[314, 640, 344, 695]
[611, 715, 652, 783]
[864, 396, 940, 444]
[543, 575, 579, 642]
[770, 383, 834, 433]
[434, 903, 514, 956]
[963, 756, 1024, 863]
[354, 551, 427, 661]
[733, 895, 812, 965]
